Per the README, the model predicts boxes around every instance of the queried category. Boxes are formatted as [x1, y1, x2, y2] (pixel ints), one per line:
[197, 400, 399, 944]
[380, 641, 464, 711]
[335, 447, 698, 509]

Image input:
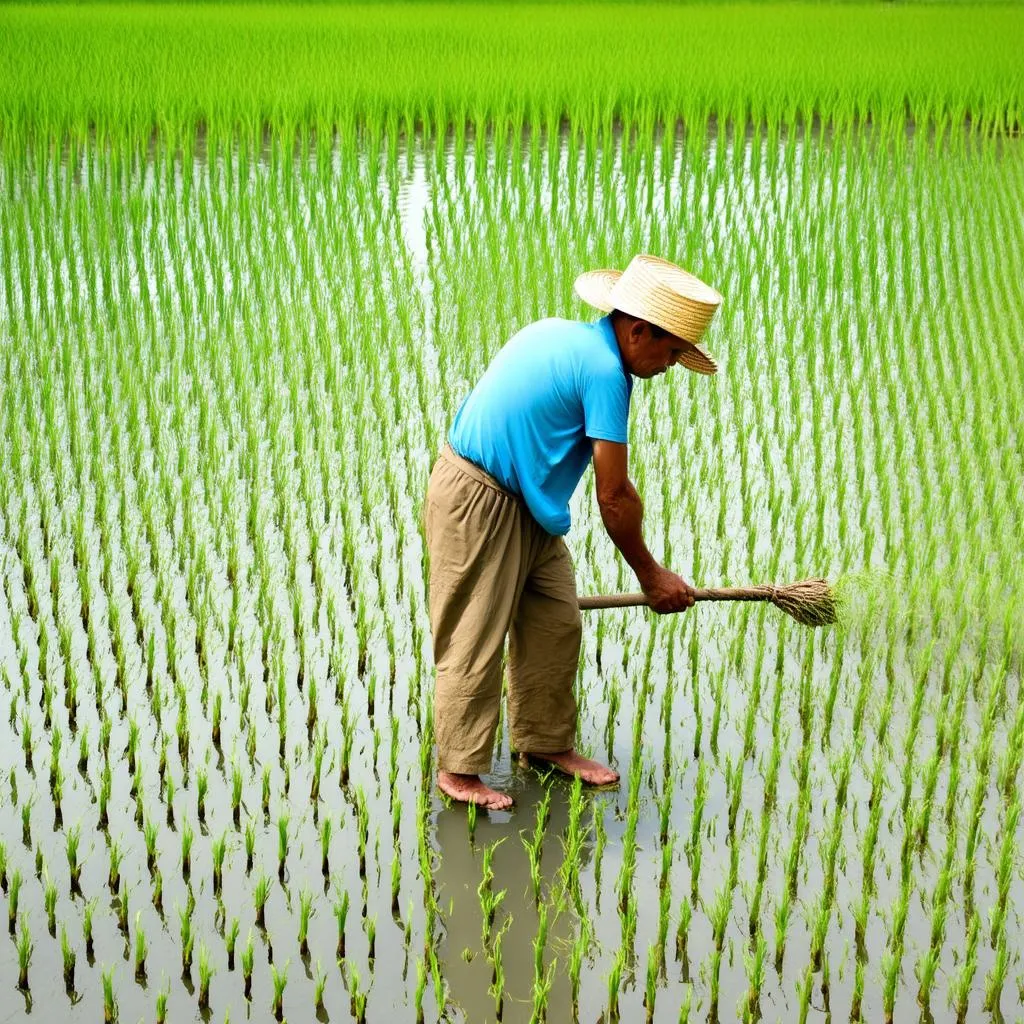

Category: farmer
[425, 254, 722, 809]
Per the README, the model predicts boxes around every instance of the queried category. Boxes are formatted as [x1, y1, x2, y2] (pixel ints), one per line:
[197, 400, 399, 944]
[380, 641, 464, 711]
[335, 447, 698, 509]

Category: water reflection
[432, 765, 597, 1023]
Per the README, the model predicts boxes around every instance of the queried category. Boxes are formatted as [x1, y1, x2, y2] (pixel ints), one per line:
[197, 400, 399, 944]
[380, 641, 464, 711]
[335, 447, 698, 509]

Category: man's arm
[591, 439, 694, 613]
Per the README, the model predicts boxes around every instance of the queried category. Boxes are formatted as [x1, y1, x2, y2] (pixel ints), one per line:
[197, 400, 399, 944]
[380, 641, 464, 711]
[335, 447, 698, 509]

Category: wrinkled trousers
[425, 445, 582, 774]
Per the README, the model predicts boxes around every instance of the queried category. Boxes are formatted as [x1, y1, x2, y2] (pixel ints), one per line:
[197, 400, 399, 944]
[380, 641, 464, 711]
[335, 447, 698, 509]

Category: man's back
[448, 314, 632, 535]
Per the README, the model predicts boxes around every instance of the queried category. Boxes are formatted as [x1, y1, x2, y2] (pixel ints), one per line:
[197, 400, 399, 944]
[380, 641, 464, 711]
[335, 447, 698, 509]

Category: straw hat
[574, 254, 722, 374]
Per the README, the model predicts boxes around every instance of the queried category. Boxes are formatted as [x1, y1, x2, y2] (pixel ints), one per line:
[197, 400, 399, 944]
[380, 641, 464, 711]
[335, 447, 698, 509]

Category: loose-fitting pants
[425, 445, 582, 774]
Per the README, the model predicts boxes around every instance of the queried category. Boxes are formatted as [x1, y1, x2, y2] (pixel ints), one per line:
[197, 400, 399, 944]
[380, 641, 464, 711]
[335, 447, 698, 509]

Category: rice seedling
[254, 873, 271, 931]
[83, 898, 96, 960]
[197, 941, 215, 1010]
[43, 873, 57, 935]
[180, 823, 193, 882]
[334, 887, 350, 960]
[16, 916, 32, 991]
[298, 886, 313, 956]
[178, 904, 195, 974]
[101, 965, 118, 1023]
[212, 830, 227, 895]
[241, 932, 255, 1000]
[226, 916, 240, 970]
[8, 868, 22, 934]
[155, 982, 169, 1024]
[133, 911, 148, 981]
[60, 921, 76, 990]
[276, 813, 289, 882]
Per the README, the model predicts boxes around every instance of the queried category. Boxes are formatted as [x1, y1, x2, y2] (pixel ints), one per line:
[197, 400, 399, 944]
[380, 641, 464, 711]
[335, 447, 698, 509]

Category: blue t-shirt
[449, 314, 632, 535]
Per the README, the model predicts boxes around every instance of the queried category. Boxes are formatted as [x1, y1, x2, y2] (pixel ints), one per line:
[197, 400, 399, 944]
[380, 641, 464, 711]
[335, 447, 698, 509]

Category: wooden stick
[578, 586, 774, 610]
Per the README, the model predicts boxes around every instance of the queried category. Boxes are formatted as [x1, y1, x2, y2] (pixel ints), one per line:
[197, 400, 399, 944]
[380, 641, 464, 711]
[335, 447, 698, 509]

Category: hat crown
[573, 254, 723, 374]
[610, 254, 722, 344]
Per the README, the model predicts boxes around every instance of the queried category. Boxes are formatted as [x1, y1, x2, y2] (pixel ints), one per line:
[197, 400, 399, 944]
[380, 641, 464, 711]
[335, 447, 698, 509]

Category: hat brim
[574, 268, 719, 375]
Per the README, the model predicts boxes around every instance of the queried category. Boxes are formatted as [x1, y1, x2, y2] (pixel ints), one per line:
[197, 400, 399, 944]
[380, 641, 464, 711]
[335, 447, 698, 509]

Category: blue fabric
[448, 314, 632, 535]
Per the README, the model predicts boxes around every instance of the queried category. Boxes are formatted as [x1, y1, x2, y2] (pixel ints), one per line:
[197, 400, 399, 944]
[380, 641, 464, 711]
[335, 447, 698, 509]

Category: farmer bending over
[425, 254, 723, 809]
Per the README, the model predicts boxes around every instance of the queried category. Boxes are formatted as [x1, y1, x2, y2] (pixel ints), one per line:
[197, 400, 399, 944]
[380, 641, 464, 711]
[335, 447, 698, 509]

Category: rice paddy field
[1, 3, 1023, 1022]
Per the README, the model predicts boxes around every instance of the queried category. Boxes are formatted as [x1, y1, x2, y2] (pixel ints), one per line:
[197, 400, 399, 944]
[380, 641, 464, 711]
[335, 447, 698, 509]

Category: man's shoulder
[516, 317, 620, 373]
[514, 316, 592, 341]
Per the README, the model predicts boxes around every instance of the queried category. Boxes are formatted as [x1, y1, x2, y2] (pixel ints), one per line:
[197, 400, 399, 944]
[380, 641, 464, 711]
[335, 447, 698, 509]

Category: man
[425, 254, 723, 809]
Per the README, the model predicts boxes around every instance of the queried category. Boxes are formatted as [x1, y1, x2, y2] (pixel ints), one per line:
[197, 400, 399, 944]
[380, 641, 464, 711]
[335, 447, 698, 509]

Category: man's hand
[639, 566, 695, 614]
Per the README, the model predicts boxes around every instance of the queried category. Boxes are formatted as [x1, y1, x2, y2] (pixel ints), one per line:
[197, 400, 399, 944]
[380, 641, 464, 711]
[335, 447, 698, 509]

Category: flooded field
[1, 122, 1022, 1022]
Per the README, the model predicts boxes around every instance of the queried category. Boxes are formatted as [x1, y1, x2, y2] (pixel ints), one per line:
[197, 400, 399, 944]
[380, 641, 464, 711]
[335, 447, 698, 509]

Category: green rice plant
[984, 933, 1009, 1015]
[155, 981, 169, 1023]
[808, 890, 831, 971]
[605, 945, 625, 1022]
[277, 813, 291, 881]
[478, 838, 507, 945]
[143, 817, 159, 876]
[708, 947, 723, 1020]
[678, 982, 693, 1023]
[211, 690, 222, 749]
[709, 881, 732, 953]
[20, 711, 32, 770]
[133, 911, 148, 981]
[101, 965, 118, 1023]
[21, 797, 32, 846]
[196, 767, 208, 824]
[348, 962, 367, 1024]
[181, 822, 193, 881]
[308, 958, 326, 1013]
[197, 941, 215, 1010]
[773, 883, 792, 972]
[227, 761, 243, 828]
[16, 915, 32, 990]
[298, 886, 313, 956]
[254, 873, 271, 930]
[915, 941, 940, 1011]
[390, 851, 401, 915]
[881, 948, 901, 1024]
[270, 959, 289, 1021]
[212, 830, 227, 895]
[742, 932, 768, 1022]
[60, 921, 75, 990]
[83, 897, 96, 958]
[415, 955, 428, 1024]
[226, 916, 239, 970]
[241, 932, 255, 1000]
[593, 800, 607, 896]
[244, 820, 256, 874]
[320, 815, 332, 877]
[795, 960, 814, 1024]
[178, 903, 194, 973]
[567, 917, 589, 1013]
[643, 941, 659, 1022]
[44, 872, 57, 935]
[334, 888, 349, 959]
[675, 896, 692, 967]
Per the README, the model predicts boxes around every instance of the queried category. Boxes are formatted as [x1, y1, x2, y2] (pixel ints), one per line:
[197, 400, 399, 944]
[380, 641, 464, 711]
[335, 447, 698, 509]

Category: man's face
[626, 321, 691, 378]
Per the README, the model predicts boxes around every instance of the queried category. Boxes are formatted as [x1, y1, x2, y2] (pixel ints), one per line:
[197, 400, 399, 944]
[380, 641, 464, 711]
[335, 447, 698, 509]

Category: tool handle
[577, 586, 774, 610]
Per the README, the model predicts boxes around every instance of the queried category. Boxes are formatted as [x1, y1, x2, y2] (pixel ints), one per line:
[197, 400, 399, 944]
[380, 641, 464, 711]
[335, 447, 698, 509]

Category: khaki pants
[425, 446, 582, 774]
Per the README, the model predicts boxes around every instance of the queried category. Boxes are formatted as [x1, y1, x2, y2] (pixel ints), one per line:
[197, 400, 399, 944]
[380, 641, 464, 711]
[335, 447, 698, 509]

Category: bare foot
[523, 750, 619, 786]
[438, 771, 514, 810]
